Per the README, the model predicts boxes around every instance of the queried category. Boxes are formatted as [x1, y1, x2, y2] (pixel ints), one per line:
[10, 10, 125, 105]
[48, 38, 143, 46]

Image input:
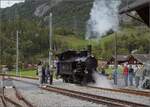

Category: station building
[107, 54, 150, 65]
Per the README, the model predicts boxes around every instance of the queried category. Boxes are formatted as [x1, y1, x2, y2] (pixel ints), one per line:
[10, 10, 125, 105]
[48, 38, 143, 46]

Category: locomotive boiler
[57, 46, 97, 85]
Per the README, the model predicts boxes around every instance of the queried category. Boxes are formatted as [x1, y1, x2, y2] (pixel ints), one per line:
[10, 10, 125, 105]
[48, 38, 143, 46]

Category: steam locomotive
[57, 46, 97, 85]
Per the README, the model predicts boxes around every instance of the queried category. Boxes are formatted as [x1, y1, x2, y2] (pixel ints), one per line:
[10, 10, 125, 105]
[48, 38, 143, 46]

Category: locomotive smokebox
[87, 45, 92, 55]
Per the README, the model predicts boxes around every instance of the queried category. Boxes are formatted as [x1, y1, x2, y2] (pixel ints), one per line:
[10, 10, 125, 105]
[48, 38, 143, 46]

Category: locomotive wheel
[81, 80, 87, 86]
[63, 76, 73, 83]
[81, 75, 88, 86]
[63, 78, 68, 83]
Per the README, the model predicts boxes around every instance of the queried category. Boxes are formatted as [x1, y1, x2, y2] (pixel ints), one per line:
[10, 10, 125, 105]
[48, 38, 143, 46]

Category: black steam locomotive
[57, 47, 97, 85]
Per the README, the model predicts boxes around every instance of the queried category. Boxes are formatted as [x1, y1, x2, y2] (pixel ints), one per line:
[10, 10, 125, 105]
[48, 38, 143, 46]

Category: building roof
[119, 0, 150, 27]
[112, 55, 128, 62]
[108, 54, 150, 65]
[131, 54, 150, 64]
[120, 0, 150, 13]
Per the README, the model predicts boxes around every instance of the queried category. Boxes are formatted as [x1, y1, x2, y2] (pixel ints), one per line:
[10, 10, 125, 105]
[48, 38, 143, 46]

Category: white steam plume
[86, 0, 121, 39]
[91, 71, 113, 88]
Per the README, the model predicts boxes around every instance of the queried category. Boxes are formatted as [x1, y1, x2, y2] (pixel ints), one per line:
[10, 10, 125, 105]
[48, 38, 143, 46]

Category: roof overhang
[119, 0, 150, 27]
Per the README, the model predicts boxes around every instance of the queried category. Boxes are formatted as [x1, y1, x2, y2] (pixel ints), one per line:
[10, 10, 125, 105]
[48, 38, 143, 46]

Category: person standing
[50, 65, 53, 85]
[2, 65, 9, 74]
[42, 65, 46, 84]
[135, 65, 143, 88]
[101, 67, 106, 75]
[133, 65, 138, 77]
[37, 61, 43, 87]
[128, 65, 134, 86]
[123, 64, 128, 86]
[112, 66, 119, 85]
[56, 60, 60, 79]
[142, 65, 146, 81]
[45, 65, 50, 84]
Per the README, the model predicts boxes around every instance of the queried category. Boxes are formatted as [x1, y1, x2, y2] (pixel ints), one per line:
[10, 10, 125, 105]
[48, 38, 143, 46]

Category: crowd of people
[112, 64, 145, 88]
[37, 60, 146, 88]
[37, 61, 53, 87]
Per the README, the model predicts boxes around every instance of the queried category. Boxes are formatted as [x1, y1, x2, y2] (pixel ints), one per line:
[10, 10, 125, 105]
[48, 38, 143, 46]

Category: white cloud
[0, 0, 25, 8]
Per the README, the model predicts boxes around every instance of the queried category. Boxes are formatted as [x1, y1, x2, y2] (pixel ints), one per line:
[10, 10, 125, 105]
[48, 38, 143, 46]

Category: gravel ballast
[11, 79, 106, 107]
[11, 77, 150, 106]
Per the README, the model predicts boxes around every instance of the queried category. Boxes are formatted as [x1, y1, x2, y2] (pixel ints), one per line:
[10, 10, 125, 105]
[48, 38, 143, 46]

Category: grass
[105, 68, 113, 75]
[8, 69, 37, 77]
[55, 35, 89, 49]
[8, 69, 57, 78]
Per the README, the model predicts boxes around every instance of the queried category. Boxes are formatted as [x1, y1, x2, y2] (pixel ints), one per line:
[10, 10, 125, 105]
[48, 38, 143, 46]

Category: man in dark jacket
[128, 65, 134, 86]
[42, 66, 46, 84]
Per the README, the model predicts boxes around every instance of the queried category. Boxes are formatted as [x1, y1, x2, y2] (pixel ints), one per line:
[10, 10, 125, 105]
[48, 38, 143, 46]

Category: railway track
[0, 94, 22, 107]
[0, 95, 7, 107]
[42, 86, 126, 107]
[13, 87, 34, 107]
[119, 88, 150, 96]
[0, 75, 34, 107]
[86, 85, 150, 97]
[2, 87, 34, 107]
[1, 74, 150, 106]
[4, 74, 150, 97]
[9, 77, 150, 107]
[42, 85, 150, 107]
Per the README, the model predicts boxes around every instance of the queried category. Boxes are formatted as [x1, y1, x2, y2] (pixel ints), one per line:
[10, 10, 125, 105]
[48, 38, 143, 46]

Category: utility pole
[49, 13, 52, 70]
[16, 30, 19, 76]
[126, 0, 129, 8]
[149, 3, 150, 27]
[0, 0, 2, 73]
[0, 0, 4, 96]
[49, 12, 53, 84]
[149, 3, 150, 54]
[73, 15, 78, 36]
[115, 32, 117, 69]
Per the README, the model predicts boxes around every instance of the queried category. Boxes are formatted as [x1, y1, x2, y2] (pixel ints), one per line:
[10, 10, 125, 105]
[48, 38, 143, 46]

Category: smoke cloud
[91, 71, 113, 88]
[86, 0, 121, 39]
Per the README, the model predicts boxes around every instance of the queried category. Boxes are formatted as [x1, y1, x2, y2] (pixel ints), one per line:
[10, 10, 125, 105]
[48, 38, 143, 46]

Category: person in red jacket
[123, 64, 128, 86]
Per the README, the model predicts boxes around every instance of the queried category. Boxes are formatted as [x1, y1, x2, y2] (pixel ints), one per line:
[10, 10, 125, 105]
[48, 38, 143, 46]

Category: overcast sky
[0, 0, 25, 8]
